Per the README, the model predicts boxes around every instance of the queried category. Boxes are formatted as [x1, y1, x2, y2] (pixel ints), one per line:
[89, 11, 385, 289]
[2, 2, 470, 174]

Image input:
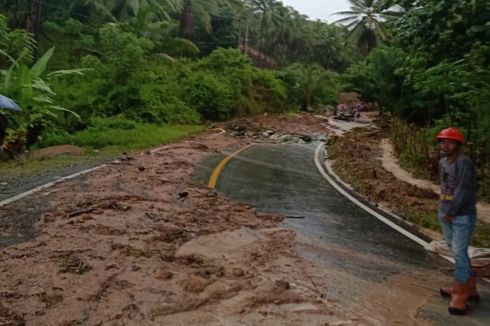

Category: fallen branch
[67, 207, 96, 218]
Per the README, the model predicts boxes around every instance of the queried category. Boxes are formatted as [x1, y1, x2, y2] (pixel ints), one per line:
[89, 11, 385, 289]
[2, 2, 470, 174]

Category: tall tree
[244, 0, 285, 62]
[178, 0, 240, 39]
[26, 0, 42, 38]
[84, 0, 178, 21]
[394, 0, 488, 62]
[307, 22, 352, 71]
[333, 0, 401, 54]
[265, 5, 306, 62]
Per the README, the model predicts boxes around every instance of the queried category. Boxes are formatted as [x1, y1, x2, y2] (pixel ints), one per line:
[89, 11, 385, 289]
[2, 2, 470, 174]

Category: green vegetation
[0, 1, 488, 242]
[1, 1, 350, 158]
[332, 0, 401, 54]
[404, 209, 489, 248]
[37, 120, 204, 150]
[0, 123, 203, 178]
[0, 153, 107, 178]
[342, 0, 490, 200]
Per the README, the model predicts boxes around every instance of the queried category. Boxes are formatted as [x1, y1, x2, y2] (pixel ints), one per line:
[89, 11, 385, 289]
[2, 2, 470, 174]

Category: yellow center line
[208, 144, 254, 189]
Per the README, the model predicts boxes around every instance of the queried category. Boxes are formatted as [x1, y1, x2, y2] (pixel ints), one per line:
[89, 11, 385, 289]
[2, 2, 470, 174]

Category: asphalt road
[194, 142, 490, 325]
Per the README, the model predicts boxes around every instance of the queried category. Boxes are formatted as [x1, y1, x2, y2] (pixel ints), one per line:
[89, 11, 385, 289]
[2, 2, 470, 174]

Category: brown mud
[0, 113, 446, 325]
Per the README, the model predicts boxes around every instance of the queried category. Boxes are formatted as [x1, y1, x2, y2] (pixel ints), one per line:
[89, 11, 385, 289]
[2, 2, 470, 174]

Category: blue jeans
[439, 214, 476, 283]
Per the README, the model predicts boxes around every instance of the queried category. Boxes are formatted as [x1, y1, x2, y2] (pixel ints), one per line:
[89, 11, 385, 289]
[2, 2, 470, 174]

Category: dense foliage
[0, 0, 488, 199]
[343, 0, 490, 199]
[0, 1, 349, 156]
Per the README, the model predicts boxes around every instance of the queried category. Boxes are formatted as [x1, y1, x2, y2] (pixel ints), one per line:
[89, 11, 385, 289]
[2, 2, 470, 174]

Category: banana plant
[1, 47, 89, 120]
[0, 46, 90, 148]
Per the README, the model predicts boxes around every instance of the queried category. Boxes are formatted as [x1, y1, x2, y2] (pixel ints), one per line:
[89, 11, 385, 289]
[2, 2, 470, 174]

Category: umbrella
[0, 94, 21, 112]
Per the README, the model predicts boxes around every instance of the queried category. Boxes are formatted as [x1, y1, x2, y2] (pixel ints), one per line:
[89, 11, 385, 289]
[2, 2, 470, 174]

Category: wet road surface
[0, 159, 111, 203]
[194, 142, 490, 325]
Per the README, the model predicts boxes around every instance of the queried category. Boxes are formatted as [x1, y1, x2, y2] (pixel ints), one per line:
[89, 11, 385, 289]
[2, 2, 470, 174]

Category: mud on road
[0, 114, 363, 325]
[0, 113, 442, 325]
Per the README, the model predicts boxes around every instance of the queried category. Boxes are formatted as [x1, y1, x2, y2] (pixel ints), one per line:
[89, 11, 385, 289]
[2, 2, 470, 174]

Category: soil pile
[0, 115, 365, 325]
[0, 113, 455, 325]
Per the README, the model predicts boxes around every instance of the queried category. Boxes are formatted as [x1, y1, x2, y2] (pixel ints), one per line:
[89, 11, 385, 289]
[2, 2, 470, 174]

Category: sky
[280, 0, 352, 23]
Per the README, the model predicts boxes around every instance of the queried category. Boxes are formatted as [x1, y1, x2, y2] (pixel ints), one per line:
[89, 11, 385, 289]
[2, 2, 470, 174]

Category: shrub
[184, 72, 236, 121]
[251, 69, 288, 113]
[281, 63, 339, 110]
[138, 80, 201, 124]
[186, 48, 289, 119]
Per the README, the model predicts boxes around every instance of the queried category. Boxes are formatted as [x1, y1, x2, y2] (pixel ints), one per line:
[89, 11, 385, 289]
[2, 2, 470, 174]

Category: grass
[473, 222, 490, 248]
[68, 124, 204, 150]
[39, 123, 205, 151]
[402, 209, 441, 231]
[0, 153, 110, 178]
[0, 124, 205, 178]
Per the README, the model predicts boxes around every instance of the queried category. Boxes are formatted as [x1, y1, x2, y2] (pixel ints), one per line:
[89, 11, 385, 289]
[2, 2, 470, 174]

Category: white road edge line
[0, 165, 107, 207]
[0, 141, 464, 270]
[315, 144, 471, 268]
[314, 142, 429, 248]
[0, 142, 177, 208]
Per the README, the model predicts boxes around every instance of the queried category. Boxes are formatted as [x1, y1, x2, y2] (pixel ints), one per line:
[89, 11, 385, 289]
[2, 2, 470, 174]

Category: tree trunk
[26, 0, 43, 39]
[180, 0, 194, 39]
[244, 19, 250, 54]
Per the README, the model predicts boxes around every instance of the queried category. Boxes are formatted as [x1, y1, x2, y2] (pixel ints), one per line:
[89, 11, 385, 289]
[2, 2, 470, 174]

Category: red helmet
[436, 127, 465, 143]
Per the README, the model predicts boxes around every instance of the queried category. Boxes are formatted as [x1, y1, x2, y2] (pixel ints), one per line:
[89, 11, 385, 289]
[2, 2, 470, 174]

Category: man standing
[437, 127, 479, 315]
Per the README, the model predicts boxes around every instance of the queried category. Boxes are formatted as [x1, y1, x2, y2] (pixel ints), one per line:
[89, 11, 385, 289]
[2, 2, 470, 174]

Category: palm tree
[234, 3, 253, 49]
[244, 0, 287, 62]
[265, 5, 302, 59]
[333, 0, 401, 53]
[84, 0, 179, 21]
[307, 22, 351, 71]
[178, 0, 240, 39]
